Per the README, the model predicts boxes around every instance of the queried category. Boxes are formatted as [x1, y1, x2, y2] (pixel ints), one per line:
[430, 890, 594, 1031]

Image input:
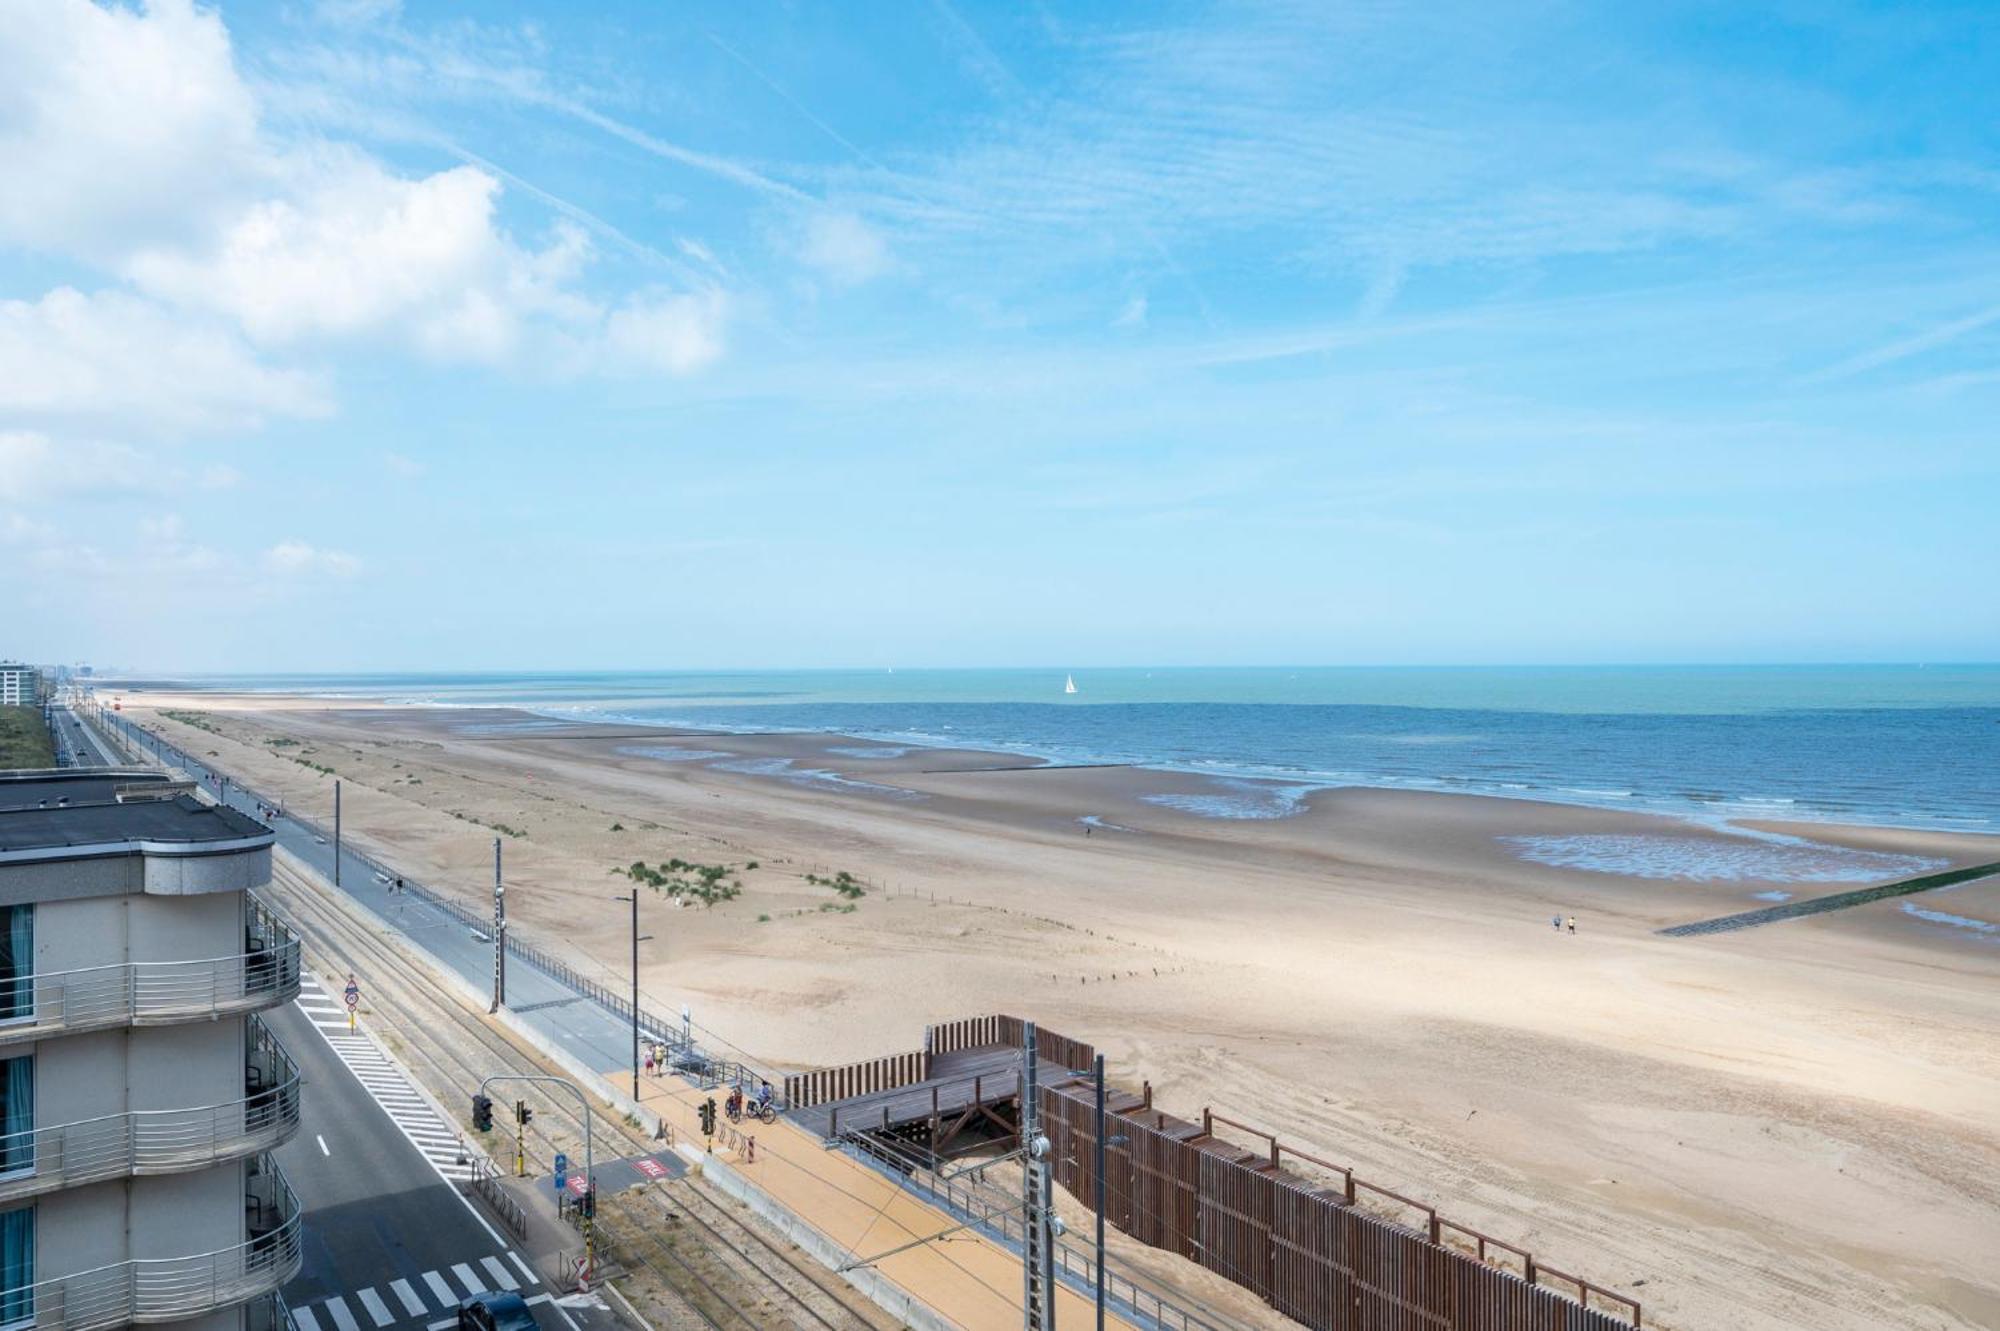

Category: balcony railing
[0, 1156, 301, 1331]
[0, 898, 299, 1045]
[0, 1014, 300, 1204]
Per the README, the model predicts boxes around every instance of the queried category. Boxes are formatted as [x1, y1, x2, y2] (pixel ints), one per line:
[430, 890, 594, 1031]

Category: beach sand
[114, 690, 2000, 1331]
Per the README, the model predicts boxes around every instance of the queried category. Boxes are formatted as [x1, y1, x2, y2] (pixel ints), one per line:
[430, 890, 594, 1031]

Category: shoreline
[97, 676, 2000, 838]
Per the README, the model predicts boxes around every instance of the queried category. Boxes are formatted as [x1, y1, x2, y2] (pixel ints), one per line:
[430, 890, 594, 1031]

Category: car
[457, 1292, 538, 1331]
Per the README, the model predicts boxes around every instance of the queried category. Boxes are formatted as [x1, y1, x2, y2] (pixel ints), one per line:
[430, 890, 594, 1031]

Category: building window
[0, 1060, 28, 1179]
[0, 1205, 28, 1329]
[0, 908, 28, 1024]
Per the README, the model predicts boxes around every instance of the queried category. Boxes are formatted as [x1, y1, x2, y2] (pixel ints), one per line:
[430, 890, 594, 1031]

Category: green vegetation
[266, 738, 299, 749]
[292, 757, 335, 777]
[805, 870, 867, 900]
[0, 708, 55, 770]
[757, 913, 771, 923]
[609, 822, 625, 832]
[162, 709, 223, 735]
[612, 858, 744, 906]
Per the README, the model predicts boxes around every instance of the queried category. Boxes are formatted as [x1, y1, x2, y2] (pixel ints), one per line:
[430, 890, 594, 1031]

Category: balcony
[2, 1155, 302, 1331]
[0, 1014, 300, 1205]
[0, 898, 299, 1046]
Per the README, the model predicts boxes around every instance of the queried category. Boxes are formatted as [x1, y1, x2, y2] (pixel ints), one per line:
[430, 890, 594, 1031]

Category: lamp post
[612, 892, 654, 1099]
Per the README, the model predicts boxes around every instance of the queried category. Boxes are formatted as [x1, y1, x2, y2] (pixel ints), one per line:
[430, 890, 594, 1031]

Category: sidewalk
[622, 1067, 1135, 1331]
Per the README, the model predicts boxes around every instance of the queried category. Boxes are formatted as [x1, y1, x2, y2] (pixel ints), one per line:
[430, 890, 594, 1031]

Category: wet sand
[113, 690, 2000, 1331]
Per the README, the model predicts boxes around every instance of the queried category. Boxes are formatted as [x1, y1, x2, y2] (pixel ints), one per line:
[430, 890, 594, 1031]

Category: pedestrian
[393, 876, 404, 895]
[1551, 914, 1561, 931]
[644, 1049, 655, 1077]
[1567, 915, 1576, 934]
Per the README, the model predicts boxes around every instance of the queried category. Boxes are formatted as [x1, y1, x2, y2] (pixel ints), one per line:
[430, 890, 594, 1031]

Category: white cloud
[599, 291, 729, 376]
[0, 0, 262, 260]
[384, 452, 427, 478]
[0, 287, 329, 435]
[797, 211, 892, 288]
[1, 0, 729, 413]
[0, 433, 147, 502]
[1113, 295, 1148, 328]
[265, 540, 363, 577]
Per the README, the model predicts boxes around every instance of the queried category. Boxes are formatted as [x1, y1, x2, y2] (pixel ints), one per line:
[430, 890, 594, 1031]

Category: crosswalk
[289, 1252, 544, 1331]
[296, 976, 476, 1182]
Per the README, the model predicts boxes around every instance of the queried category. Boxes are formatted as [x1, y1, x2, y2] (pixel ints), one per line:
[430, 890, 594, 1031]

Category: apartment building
[0, 767, 302, 1331]
[0, 669, 37, 709]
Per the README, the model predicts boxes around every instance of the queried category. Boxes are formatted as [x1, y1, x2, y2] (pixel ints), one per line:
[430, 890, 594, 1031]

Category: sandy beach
[111, 689, 2000, 1331]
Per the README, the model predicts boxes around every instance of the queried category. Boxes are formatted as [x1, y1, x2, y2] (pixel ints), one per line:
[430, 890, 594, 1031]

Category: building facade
[0, 768, 301, 1331]
[0, 669, 37, 709]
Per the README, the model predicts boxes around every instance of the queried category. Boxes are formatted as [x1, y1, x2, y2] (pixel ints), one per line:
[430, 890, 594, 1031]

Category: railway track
[265, 856, 889, 1331]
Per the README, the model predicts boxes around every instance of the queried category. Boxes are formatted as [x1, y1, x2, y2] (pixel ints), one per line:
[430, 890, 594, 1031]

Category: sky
[1, 0, 1996, 672]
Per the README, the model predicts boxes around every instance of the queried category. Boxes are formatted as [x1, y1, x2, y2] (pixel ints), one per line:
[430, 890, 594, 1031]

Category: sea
[144, 665, 2000, 836]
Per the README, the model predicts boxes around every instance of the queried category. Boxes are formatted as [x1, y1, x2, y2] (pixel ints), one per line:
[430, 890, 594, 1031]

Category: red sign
[634, 1157, 668, 1180]
[567, 1175, 587, 1196]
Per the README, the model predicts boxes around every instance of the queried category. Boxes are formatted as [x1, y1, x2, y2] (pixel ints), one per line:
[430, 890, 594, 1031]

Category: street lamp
[1072, 1055, 1126, 1331]
[612, 893, 654, 1099]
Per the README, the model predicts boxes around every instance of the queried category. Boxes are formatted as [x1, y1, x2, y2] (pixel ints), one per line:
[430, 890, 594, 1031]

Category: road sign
[554, 1151, 568, 1191]
[343, 982, 360, 1010]
[566, 1175, 588, 1197]
[634, 1156, 668, 1180]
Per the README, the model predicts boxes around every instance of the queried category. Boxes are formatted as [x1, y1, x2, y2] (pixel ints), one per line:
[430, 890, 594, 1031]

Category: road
[265, 997, 579, 1331]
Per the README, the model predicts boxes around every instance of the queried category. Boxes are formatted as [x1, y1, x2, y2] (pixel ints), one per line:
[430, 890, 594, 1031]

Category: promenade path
[626, 1069, 1132, 1331]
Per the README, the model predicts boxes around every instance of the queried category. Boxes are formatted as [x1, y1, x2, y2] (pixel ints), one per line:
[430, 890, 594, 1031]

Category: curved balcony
[0, 900, 298, 1046]
[4, 1156, 301, 1331]
[0, 1014, 300, 1205]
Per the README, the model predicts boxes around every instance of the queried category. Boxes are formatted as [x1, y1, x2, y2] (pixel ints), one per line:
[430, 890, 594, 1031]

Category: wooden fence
[927, 1015, 1005, 1055]
[1038, 1080, 1639, 1329]
[948, 1009, 1642, 1331]
[783, 1049, 930, 1109]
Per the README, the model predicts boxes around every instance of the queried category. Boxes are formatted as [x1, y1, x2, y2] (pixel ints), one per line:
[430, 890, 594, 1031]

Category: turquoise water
[152, 665, 2000, 832]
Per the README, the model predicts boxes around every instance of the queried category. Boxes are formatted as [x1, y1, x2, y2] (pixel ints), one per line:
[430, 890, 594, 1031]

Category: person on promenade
[1567, 915, 1577, 934]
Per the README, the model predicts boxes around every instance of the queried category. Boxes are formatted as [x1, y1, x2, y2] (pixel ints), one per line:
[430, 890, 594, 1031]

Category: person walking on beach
[1567, 915, 1576, 934]
[1551, 914, 1561, 931]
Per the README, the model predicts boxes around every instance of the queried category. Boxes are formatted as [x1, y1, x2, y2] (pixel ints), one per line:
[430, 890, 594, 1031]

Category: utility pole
[611, 891, 653, 1099]
[1094, 1052, 1107, 1331]
[491, 838, 506, 1013]
[333, 779, 342, 887]
[1023, 1023, 1056, 1331]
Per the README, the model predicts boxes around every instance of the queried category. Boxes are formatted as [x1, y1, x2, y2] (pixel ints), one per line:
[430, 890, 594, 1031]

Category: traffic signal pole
[473, 1073, 596, 1267]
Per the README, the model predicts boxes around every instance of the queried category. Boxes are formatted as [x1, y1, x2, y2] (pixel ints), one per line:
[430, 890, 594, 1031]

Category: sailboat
[1064, 674, 1077, 695]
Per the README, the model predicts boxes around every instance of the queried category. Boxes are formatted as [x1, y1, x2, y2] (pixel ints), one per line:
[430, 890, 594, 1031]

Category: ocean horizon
[125, 664, 2000, 834]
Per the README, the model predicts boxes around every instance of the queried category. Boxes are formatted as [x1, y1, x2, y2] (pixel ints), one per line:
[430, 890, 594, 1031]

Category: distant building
[0, 768, 301, 1331]
[0, 666, 37, 708]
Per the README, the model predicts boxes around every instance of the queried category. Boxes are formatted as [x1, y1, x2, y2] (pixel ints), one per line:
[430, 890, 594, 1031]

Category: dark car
[457, 1292, 538, 1331]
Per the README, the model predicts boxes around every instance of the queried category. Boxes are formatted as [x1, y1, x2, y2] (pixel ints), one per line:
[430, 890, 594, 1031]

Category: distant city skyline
[2, 1, 1996, 670]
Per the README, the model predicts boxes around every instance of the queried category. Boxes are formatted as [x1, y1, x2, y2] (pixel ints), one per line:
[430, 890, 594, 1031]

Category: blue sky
[1, 0, 1995, 670]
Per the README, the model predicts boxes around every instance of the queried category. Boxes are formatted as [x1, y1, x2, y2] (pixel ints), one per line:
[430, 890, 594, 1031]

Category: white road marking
[422, 1271, 456, 1307]
[356, 1288, 394, 1327]
[317, 1134, 330, 1156]
[479, 1256, 519, 1291]
[291, 1306, 323, 1331]
[450, 1263, 484, 1296]
[508, 1251, 536, 1283]
[390, 1279, 427, 1317]
[323, 1295, 362, 1331]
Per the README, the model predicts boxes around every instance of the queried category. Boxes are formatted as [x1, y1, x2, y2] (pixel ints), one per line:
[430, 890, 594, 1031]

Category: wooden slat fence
[783, 1049, 930, 1109]
[1038, 1079, 1639, 1331]
[927, 1014, 1005, 1055]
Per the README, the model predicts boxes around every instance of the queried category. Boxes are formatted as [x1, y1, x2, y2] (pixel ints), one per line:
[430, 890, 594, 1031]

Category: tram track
[265, 855, 889, 1331]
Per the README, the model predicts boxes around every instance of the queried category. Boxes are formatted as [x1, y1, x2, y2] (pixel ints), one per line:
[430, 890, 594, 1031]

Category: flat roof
[0, 793, 271, 859]
[0, 769, 168, 812]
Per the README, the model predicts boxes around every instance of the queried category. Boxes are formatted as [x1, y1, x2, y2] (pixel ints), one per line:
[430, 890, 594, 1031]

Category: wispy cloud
[1799, 301, 2000, 385]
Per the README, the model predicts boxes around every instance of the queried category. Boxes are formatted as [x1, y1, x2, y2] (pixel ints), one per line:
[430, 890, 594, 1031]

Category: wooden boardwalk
[790, 1044, 1073, 1139]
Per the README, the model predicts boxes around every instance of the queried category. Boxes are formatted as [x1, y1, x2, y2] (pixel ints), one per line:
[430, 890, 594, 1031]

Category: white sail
[1064, 674, 1077, 694]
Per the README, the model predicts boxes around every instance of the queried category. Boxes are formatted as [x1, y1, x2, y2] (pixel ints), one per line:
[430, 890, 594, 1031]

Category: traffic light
[582, 1186, 596, 1219]
[472, 1094, 493, 1132]
[698, 1098, 717, 1136]
[516, 1100, 532, 1127]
